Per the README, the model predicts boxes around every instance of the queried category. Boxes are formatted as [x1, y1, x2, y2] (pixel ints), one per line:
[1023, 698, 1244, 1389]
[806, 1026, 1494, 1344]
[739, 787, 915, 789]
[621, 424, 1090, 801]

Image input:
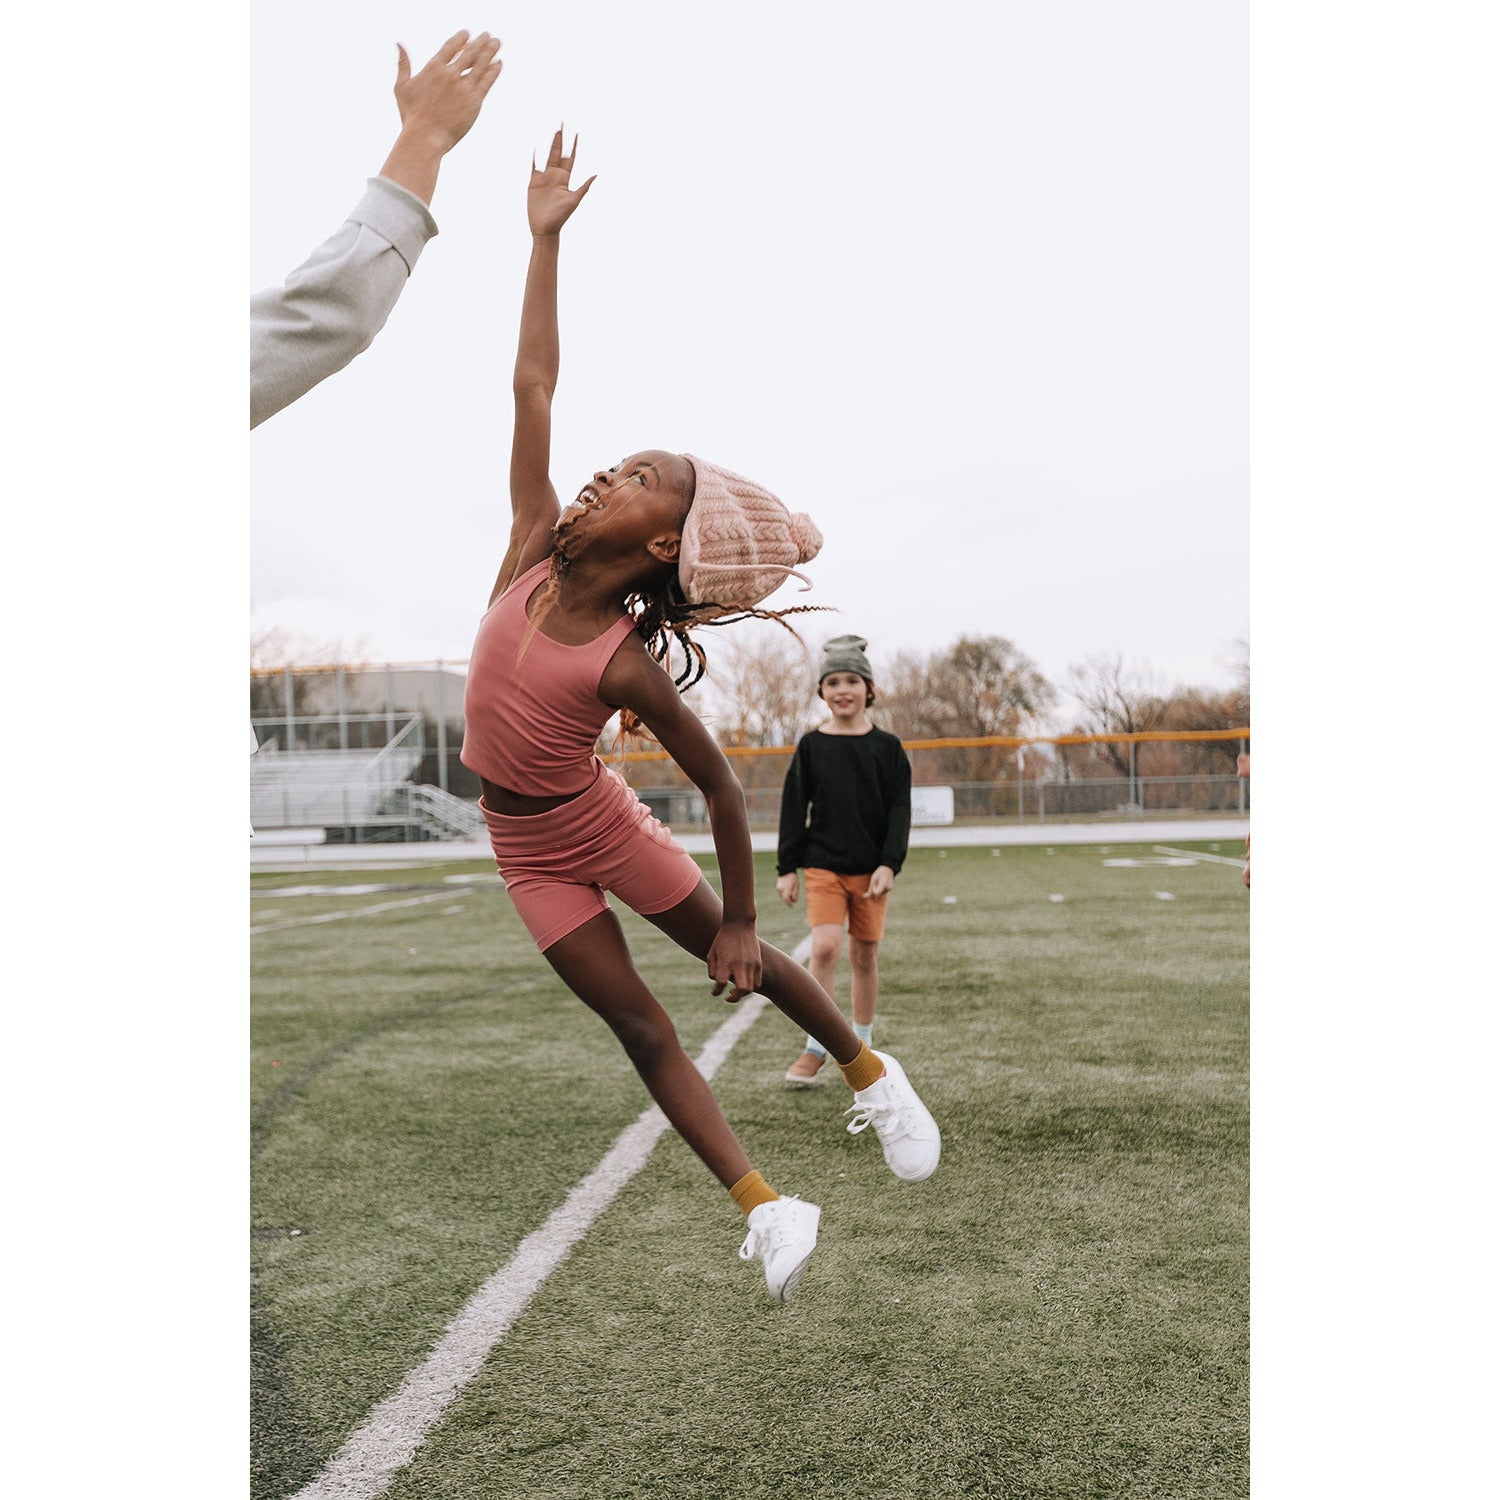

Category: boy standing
[776, 635, 913, 1085]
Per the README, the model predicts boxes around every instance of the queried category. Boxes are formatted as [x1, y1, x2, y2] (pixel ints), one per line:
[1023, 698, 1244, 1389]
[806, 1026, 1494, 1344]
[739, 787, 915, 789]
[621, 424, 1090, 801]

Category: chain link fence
[252, 660, 1248, 841]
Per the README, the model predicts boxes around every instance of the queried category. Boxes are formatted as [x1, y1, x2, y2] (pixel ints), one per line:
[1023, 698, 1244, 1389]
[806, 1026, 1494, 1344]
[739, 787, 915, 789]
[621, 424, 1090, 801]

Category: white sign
[911, 786, 955, 826]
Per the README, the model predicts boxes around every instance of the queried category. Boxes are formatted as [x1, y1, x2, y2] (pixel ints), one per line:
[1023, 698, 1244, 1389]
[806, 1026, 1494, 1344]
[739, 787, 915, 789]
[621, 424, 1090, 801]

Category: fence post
[385, 663, 396, 745]
[1129, 740, 1139, 810]
[436, 660, 449, 793]
[337, 665, 348, 752]
[1238, 736, 1247, 813]
[282, 665, 294, 751]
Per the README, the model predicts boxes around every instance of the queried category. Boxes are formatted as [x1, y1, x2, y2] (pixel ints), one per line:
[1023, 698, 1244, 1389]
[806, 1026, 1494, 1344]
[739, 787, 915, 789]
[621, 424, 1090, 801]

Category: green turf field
[251, 841, 1248, 1500]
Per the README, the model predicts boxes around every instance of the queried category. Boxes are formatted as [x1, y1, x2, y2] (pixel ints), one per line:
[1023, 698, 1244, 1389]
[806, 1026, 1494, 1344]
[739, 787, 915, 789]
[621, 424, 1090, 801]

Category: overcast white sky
[251, 0, 1248, 696]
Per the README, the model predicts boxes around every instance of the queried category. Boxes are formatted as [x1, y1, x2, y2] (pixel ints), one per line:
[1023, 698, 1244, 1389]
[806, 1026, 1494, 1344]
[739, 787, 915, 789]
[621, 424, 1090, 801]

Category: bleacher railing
[251, 714, 428, 833]
[251, 713, 422, 755]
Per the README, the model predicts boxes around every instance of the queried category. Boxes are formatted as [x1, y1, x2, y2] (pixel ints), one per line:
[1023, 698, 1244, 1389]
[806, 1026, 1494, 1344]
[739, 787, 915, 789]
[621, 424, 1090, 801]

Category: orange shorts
[804, 868, 889, 943]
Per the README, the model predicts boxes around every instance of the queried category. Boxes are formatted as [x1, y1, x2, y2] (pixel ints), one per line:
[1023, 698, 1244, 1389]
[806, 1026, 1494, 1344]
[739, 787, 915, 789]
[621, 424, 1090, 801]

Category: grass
[251, 841, 1248, 1499]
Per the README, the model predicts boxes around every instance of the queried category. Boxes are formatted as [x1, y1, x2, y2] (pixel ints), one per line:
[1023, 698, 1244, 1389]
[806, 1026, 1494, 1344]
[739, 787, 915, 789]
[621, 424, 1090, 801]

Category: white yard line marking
[250, 891, 468, 936]
[252, 884, 406, 899]
[1151, 843, 1247, 869]
[290, 992, 773, 1500]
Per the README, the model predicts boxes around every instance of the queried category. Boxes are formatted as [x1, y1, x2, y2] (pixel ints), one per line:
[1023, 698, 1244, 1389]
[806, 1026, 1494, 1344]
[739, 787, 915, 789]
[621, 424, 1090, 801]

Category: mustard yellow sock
[837, 1042, 885, 1093]
[729, 1169, 779, 1218]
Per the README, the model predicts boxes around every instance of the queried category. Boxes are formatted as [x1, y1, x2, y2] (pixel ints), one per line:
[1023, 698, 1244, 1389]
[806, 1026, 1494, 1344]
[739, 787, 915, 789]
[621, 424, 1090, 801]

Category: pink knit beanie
[678, 454, 823, 612]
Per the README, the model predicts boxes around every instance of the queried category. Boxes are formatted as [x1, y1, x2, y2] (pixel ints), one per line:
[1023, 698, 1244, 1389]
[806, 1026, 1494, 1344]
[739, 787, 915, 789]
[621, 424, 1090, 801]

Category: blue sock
[803, 1035, 827, 1059]
[853, 1022, 874, 1046]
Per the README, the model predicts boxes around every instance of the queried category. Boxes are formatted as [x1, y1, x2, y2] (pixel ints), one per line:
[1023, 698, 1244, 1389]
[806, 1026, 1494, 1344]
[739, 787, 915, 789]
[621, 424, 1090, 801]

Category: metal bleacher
[250, 713, 485, 842]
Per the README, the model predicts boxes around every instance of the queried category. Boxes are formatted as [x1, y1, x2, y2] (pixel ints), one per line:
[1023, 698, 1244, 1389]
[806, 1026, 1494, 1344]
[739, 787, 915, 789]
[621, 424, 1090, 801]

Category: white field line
[290, 988, 777, 1500]
[249, 890, 468, 936]
[1151, 843, 1248, 869]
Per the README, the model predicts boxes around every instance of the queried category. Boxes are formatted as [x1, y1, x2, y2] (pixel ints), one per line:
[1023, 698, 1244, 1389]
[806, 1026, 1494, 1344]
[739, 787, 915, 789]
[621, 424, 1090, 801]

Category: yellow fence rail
[606, 728, 1250, 764]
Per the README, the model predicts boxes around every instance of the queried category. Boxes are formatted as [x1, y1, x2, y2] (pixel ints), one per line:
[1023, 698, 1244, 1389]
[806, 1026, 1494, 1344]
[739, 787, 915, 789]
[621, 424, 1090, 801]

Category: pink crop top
[460, 560, 637, 795]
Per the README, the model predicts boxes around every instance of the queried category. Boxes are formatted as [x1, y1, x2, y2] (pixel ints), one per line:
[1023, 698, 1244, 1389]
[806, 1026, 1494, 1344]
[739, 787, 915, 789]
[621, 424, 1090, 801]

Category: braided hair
[523, 546, 825, 739]
[618, 574, 826, 737]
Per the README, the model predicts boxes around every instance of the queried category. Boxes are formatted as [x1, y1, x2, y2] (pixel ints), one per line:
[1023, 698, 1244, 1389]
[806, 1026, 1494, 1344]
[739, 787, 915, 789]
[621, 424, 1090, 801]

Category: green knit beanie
[817, 633, 874, 689]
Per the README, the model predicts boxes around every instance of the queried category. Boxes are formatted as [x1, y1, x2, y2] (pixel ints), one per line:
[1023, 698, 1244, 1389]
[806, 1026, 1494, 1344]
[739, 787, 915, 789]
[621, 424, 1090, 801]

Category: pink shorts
[480, 764, 704, 952]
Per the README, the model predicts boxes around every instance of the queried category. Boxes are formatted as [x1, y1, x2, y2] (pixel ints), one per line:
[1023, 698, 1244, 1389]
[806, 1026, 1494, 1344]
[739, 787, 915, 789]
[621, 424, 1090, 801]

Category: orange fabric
[836, 1042, 885, 1093]
[729, 1169, 779, 1217]
[804, 867, 889, 943]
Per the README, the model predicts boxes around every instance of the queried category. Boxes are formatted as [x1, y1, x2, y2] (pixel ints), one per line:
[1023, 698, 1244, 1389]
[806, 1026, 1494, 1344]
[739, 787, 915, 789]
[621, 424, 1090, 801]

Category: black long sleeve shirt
[776, 726, 913, 877]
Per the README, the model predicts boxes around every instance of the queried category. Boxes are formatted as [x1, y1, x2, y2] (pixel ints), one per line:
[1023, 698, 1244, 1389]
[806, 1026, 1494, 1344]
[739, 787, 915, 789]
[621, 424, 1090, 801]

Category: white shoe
[738, 1196, 821, 1301]
[844, 1050, 941, 1182]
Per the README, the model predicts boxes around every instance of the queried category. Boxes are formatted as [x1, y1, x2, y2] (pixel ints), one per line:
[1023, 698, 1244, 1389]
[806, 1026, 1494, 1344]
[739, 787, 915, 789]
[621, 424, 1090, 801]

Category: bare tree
[873, 635, 1055, 786]
[702, 624, 821, 748]
[874, 648, 946, 739]
[937, 635, 1055, 736]
[881, 636, 1054, 740]
[688, 625, 817, 798]
[1160, 638, 1251, 773]
[1066, 654, 1169, 778]
[1224, 635, 1250, 725]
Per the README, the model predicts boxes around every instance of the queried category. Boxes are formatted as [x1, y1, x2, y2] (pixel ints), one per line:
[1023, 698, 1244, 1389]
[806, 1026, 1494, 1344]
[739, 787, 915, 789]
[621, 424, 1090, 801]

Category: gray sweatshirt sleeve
[249, 177, 439, 429]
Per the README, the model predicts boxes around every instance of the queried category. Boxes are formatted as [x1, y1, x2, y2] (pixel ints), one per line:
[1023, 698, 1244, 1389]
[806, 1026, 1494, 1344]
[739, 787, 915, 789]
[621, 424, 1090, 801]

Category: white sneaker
[844, 1050, 941, 1182]
[738, 1196, 821, 1301]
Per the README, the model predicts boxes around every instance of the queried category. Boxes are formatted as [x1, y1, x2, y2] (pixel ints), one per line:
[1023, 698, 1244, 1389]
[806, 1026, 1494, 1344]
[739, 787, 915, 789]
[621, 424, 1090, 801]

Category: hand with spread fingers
[380, 30, 504, 205]
[251, 26, 505, 428]
[528, 128, 597, 237]
[396, 30, 504, 150]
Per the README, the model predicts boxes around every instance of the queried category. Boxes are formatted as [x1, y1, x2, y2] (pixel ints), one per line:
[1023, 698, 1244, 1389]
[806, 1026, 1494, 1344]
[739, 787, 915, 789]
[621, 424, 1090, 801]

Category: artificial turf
[251, 840, 1248, 1499]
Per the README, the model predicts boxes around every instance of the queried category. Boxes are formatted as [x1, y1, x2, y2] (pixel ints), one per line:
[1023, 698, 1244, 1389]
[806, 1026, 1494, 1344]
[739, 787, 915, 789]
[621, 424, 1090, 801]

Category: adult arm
[250, 178, 435, 427]
[489, 131, 596, 605]
[250, 31, 502, 429]
[601, 643, 761, 1001]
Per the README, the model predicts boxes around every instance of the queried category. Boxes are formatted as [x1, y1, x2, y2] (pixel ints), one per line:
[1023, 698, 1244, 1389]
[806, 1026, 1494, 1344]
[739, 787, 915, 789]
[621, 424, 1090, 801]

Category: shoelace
[738, 1195, 804, 1261]
[844, 1090, 915, 1139]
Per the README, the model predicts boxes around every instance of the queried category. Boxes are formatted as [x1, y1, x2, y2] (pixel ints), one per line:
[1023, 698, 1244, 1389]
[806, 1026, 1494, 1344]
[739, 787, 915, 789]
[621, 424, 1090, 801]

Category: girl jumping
[460, 133, 940, 1302]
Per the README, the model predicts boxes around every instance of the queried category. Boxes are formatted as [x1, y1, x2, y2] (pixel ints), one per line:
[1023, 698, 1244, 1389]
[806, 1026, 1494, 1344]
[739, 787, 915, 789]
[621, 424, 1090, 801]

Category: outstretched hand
[395, 30, 504, 153]
[528, 128, 596, 236]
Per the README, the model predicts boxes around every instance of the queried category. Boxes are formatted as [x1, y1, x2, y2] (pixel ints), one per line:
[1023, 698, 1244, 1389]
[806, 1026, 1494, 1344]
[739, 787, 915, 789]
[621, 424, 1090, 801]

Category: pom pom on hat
[678, 454, 822, 612]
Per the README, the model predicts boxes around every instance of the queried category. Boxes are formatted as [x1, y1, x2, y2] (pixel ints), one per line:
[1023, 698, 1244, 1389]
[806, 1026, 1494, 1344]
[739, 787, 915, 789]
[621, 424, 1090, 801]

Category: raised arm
[489, 131, 597, 604]
[251, 31, 502, 430]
